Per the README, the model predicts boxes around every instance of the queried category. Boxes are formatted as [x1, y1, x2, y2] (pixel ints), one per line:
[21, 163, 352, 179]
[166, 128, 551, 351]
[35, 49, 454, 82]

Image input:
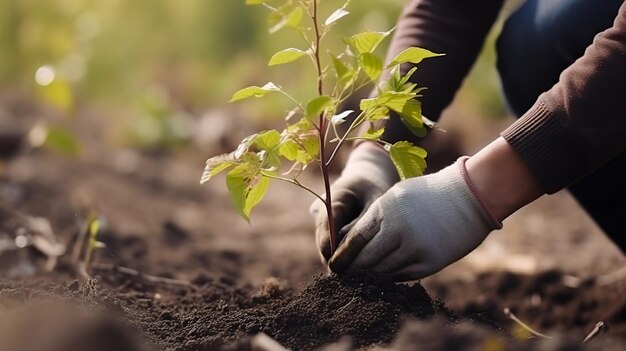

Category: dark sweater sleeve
[380, 0, 505, 144]
[502, 2, 626, 194]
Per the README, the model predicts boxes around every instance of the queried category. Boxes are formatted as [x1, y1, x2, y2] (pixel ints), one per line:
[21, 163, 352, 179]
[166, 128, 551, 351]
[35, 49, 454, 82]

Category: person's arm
[327, 3, 626, 280]
[502, 2, 626, 193]
[380, 0, 505, 145]
[312, 0, 507, 259]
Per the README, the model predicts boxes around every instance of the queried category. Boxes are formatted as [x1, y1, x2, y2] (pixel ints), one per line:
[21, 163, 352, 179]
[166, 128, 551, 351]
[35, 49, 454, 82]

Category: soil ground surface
[1, 92, 626, 350]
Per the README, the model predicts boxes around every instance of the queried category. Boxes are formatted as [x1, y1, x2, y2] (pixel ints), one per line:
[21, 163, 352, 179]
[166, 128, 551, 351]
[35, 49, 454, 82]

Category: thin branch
[261, 171, 326, 204]
[279, 90, 305, 112]
[326, 110, 366, 166]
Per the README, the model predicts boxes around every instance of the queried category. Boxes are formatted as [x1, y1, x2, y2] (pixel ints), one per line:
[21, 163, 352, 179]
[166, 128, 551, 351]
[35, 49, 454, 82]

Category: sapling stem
[311, 0, 337, 254]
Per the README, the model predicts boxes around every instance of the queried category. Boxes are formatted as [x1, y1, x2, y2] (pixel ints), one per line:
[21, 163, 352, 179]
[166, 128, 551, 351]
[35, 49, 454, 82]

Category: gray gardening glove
[328, 157, 503, 281]
[310, 142, 399, 263]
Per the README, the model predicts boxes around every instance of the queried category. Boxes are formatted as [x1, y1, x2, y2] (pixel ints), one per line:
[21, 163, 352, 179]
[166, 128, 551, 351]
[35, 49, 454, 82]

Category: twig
[337, 295, 357, 313]
[92, 263, 191, 287]
[503, 307, 554, 340]
[583, 321, 607, 344]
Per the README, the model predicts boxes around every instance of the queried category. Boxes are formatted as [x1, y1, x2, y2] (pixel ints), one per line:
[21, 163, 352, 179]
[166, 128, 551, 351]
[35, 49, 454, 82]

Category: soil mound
[267, 272, 441, 350]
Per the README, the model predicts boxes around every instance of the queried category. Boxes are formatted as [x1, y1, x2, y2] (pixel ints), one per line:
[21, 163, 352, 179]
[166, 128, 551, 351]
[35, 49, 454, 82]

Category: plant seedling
[201, 0, 442, 255]
[73, 214, 106, 280]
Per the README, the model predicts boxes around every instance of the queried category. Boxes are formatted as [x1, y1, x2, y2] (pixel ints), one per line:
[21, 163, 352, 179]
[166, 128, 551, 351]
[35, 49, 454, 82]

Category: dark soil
[1, 93, 625, 351]
[425, 269, 626, 339]
[0, 271, 442, 351]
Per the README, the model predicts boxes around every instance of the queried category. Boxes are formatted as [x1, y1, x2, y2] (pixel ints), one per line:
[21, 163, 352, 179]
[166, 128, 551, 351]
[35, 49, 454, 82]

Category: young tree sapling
[201, 0, 442, 255]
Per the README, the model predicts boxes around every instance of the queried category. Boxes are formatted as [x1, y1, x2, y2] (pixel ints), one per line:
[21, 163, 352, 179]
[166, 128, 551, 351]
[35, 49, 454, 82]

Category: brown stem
[312, 0, 336, 254]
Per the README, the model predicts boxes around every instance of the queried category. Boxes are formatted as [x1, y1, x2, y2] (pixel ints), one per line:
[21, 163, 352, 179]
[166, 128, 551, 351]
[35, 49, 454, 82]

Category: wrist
[465, 137, 543, 221]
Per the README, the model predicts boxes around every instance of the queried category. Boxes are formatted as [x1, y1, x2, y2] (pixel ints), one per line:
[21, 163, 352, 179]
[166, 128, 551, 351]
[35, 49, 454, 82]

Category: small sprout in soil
[201, 0, 442, 256]
[73, 214, 106, 281]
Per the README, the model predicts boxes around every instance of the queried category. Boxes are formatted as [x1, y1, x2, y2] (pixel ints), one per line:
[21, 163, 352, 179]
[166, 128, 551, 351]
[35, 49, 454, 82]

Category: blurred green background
[0, 0, 507, 152]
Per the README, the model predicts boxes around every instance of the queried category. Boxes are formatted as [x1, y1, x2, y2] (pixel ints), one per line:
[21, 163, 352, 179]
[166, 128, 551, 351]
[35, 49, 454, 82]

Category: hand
[310, 142, 399, 263]
[327, 157, 503, 281]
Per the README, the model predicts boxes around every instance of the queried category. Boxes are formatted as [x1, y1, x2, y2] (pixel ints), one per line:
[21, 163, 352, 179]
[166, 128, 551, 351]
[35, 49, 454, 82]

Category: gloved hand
[327, 157, 503, 281]
[310, 142, 399, 262]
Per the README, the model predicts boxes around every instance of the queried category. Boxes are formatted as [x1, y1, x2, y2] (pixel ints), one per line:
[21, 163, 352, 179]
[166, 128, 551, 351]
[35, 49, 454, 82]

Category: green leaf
[325, 8, 349, 26]
[269, 48, 308, 66]
[359, 53, 383, 81]
[300, 135, 319, 158]
[305, 95, 333, 119]
[387, 98, 422, 129]
[286, 117, 313, 133]
[368, 92, 425, 137]
[278, 139, 299, 161]
[399, 67, 418, 86]
[235, 134, 258, 158]
[332, 56, 356, 90]
[201, 153, 236, 183]
[347, 29, 393, 54]
[387, 141, 427, 180]
[254, 130, 281, 150]
[359, 97, 377, 111]
[279, 139, 314, 164]
[244, 175, 270, 218]
[332, 56, 349, 80]
[268, 5, 303, 34]
[362, 128, 384, 140]
[226, 157, 268, 221]
[229, 82, 280, 102]
[400, 119, 427, 137]
[385, 66, 420, 93]
[279, 133, 319, 164]
[226, 165, 249, 219]
[255, 130, 282, 169]
[366, 106, 390, 121]
[286, 7, 303, 28]
[386, 47, 444, 68]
